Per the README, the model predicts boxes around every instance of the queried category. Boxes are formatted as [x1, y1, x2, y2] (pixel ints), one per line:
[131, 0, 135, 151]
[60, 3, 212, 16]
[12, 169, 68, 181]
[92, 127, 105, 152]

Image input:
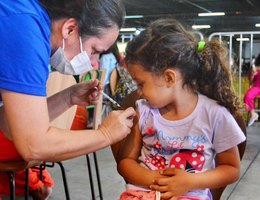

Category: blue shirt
[0, 0, 51, 96]
[99, 53, 118, 85]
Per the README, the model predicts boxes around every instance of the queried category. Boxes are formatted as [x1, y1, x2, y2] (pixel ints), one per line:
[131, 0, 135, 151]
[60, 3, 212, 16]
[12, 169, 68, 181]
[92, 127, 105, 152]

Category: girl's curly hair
[125, 18, 240, 115]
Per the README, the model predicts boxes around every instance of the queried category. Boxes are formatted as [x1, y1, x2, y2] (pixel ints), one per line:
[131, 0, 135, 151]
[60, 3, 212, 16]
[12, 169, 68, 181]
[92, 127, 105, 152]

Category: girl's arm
[150, 146, 240, 199]
[117, 112, 165, 187]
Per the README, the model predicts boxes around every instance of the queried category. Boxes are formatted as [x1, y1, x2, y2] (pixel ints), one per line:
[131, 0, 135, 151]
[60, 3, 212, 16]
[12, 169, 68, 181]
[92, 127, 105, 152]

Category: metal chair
[0, 160, 40, 200]
[44, 162, 70, 200]
[81, 69, 107, 200]
[0, 72, 76, 200]
[45, 71, 79, 200]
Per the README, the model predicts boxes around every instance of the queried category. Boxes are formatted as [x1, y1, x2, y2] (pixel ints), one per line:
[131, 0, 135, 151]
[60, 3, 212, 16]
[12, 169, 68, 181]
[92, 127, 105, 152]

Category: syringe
[100, 90, 123, 109]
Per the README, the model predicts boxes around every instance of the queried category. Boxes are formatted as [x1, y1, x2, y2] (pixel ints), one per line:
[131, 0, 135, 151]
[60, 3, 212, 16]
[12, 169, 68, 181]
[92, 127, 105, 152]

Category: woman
[0, 0, 135, 197]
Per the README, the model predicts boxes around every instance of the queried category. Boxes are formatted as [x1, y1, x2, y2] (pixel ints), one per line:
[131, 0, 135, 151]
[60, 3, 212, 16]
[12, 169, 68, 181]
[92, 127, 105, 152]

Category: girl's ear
[61, 18, 79, 39]
[163, 69, 176, 87]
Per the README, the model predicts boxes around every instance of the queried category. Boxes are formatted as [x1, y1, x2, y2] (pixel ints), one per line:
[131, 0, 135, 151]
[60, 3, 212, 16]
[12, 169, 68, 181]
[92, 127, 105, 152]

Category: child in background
[244, 54, 260, 126]
[117, 19, 246, 200]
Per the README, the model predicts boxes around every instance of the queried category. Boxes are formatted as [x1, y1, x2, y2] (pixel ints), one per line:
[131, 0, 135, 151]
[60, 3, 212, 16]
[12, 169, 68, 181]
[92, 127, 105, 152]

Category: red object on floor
[0, 130, 54, 196]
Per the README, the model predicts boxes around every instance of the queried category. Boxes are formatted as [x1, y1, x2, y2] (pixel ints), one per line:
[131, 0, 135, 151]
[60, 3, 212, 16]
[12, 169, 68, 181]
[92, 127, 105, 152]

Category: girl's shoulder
[136, 99, 150, 112]
[198, 94, 219, 110]
[198, 94, 231, 116]
[135, 99, 157, 119]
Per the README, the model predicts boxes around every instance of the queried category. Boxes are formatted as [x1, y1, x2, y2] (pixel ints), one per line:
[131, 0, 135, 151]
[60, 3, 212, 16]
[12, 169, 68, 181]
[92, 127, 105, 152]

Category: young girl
[117, 19, 246, 200]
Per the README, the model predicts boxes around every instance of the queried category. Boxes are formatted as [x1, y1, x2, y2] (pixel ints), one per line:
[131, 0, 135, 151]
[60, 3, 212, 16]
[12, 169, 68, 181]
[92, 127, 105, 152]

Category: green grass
[233, 75, 250, 103]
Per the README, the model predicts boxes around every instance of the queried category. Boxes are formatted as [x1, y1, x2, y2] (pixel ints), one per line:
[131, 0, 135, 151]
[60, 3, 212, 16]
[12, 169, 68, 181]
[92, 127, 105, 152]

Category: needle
[100, 90, 123, 109]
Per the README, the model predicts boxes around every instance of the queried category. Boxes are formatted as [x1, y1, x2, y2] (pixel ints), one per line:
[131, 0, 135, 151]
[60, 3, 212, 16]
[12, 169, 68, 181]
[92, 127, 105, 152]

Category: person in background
[116, 19, 245, 200]
[100, 43, 121, 97]
[244, 54, 260, 126]
[99, 43, 122, 118]
[0, 0, 135, 199]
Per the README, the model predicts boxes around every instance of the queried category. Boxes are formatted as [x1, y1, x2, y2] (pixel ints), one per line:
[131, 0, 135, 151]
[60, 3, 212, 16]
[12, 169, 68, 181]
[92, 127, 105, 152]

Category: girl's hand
[150, 168, 195, 199]
[69, 79, 101, 106]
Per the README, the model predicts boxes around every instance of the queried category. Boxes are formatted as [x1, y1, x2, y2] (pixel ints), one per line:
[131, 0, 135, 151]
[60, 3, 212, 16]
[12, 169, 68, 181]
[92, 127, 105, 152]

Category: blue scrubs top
[0, 0, 51, 96]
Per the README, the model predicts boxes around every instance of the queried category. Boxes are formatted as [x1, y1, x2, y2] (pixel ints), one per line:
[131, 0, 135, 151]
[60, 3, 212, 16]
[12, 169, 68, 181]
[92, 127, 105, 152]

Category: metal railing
[209, 31, 260, 103]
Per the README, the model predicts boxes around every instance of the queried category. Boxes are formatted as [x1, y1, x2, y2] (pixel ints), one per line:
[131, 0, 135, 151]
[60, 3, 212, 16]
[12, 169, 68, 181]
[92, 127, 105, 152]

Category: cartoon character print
[169, 145, 205, 173]
[150, 154, 166, 169]
[151, 139, 167, 169]
[144, 127, 167, 169]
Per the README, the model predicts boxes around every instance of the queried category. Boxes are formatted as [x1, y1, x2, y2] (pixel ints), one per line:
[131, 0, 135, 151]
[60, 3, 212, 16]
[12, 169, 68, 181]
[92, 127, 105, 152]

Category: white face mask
[50, 37, 93, 75]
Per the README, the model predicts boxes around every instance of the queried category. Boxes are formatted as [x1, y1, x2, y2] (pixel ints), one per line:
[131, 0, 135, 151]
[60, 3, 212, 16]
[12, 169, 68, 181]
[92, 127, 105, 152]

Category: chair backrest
[93, 69, 106, 130]
[80, 69, 107, 130]
[211, 112, 247, 200]
[46, 71, 77, 129]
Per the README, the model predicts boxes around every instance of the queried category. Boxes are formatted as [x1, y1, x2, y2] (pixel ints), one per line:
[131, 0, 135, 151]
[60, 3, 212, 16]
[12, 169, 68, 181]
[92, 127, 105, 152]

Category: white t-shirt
[136, 94, 246, 200]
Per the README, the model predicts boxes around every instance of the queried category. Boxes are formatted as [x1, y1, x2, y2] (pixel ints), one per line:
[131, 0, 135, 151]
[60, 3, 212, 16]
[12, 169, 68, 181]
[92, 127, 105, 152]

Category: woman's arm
[1, 85, 135, 162]
[117, 113, 165, 187]
[150, 146, 240, 199]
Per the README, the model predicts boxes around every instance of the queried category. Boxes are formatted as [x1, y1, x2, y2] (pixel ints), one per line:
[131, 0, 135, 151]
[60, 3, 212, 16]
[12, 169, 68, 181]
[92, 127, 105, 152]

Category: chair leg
[39, 163, 45, 181]
[86, 154, 96, 200]
[7, 172, 15, 200]
[56, 162, 70, 200]
[25, 168, 29, 200]
[93, 152, 103, 200]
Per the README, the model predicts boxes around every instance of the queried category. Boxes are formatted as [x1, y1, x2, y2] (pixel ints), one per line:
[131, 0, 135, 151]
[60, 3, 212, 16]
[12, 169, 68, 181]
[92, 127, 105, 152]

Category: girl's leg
[244, 86, 260, 112]
[244, 86, 260, 125]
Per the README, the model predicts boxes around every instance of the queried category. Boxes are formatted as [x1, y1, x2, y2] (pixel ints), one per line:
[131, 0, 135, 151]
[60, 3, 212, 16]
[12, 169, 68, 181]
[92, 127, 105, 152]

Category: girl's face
[128, 63, 174, 108]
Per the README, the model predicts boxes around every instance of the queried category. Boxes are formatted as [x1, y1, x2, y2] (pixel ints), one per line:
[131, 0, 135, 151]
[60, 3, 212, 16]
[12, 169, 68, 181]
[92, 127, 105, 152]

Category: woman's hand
[150, 168, 195, 199]
[98, 107, 136, 144]
[69, 79, 102, 107]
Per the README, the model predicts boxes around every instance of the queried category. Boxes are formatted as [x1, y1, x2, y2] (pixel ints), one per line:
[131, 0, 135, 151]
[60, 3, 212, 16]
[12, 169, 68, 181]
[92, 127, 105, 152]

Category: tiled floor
[47, 148, 125, 200]
[2, 121, 260, 200]
[221, 121, 260, 200]
[49, 121, 260, 200]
